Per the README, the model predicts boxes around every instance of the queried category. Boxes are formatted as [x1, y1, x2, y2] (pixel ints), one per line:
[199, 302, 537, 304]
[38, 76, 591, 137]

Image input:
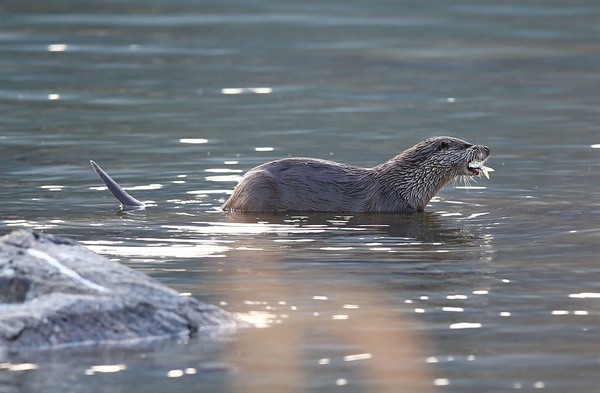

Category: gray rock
[0, 230, 239, 354]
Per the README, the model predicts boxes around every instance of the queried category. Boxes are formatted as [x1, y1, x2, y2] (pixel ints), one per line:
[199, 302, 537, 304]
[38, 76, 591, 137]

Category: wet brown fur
[221, 136, 490, 213]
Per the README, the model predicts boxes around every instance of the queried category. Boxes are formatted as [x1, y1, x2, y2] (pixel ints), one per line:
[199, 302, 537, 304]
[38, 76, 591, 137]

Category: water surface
[1, 1, 598, 392]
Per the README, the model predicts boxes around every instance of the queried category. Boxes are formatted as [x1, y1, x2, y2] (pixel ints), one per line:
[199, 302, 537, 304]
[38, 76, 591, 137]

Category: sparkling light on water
[167, 369, 184, 378]
[180, 138, 208, 144]
[0, 363, 38, 372]
[433, 378, 450, 386]
[47, 44, 68, 52]
[442, 307, 464, 312]
[84, 364, 126, 375]
[569, 292, 600, 298]
[449, 322, 482, 330]
[343, 353, 372, 362]
[222, 87, 273, 94]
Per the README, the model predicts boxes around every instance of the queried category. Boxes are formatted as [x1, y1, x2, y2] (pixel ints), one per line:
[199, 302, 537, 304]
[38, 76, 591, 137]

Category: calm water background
[1, 1, 599, 392]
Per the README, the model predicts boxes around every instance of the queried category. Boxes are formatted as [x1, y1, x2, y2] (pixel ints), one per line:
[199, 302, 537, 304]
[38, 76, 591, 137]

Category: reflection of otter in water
[226, 210, 487, 247]
[222, 136, 491, 213]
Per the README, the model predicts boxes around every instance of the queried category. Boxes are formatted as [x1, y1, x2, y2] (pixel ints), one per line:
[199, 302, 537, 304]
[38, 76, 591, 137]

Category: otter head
[390, 136, 491, 211]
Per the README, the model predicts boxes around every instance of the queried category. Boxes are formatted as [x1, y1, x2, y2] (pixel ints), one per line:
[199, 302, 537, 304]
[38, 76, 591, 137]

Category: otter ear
[437, 140, 450, 151]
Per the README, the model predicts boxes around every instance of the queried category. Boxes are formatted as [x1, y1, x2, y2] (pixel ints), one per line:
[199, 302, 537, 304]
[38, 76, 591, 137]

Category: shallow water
[1, 1, 599, 392]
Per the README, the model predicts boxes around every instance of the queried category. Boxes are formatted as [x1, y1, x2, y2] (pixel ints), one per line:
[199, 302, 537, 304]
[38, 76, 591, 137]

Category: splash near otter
[221, 136, 492, 213]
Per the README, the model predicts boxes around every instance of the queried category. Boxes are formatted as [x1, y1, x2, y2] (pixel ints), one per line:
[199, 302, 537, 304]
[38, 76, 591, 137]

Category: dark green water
[1, 1, 599, 392]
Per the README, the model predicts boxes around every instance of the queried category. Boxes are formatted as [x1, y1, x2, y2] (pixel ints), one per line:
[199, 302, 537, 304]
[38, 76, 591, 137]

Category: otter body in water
[221, 136, 491, 213]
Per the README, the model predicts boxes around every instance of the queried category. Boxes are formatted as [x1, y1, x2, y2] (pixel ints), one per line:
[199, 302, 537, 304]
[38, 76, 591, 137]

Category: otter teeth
[468, 162, 495, 179]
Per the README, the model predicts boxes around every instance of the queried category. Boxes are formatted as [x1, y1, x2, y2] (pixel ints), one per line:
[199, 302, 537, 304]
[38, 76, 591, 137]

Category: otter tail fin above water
[90, 160, 146, 210]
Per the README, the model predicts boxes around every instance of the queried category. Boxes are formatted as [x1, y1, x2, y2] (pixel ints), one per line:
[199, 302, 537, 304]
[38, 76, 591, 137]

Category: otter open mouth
[467, 161, 495, 179]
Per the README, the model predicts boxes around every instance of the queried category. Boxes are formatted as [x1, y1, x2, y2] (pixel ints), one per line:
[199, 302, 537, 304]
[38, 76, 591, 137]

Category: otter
[90, 136, 492, 213]
[221, 136, 492, 213]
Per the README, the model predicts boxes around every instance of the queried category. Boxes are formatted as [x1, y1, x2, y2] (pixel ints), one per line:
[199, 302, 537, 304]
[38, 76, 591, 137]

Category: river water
[1, 1, 598, 392]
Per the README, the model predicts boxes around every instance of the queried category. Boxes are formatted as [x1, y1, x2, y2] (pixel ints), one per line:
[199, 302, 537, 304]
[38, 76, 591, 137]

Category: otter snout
[470, 144, 490, 160]
[465, 144, 492, 177]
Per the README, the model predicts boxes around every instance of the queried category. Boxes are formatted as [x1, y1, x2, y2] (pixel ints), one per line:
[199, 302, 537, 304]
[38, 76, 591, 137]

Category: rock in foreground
[0, 230, 238, 353]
